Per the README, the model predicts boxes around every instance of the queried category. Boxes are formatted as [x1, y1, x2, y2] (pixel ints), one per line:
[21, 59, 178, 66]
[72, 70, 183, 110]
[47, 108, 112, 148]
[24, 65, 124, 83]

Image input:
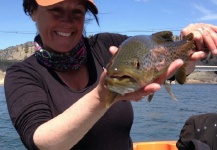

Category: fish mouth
[105, 74, 136, 84]
[104, 74, 141, 95]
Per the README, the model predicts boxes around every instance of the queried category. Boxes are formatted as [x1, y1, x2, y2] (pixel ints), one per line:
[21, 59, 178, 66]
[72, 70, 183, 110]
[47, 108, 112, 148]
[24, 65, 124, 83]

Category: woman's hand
[181, 23, 217, 60]
[180, 23, 217, 75]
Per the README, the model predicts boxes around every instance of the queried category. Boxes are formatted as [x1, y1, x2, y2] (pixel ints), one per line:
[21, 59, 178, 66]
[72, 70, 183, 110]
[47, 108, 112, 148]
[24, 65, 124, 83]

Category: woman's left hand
[180, 23, 217, 74]
[181, 23, 217, 60]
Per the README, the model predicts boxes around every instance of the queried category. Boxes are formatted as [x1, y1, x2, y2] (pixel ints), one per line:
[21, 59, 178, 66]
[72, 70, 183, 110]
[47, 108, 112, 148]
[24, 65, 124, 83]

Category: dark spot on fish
[124, 61, 129, 65]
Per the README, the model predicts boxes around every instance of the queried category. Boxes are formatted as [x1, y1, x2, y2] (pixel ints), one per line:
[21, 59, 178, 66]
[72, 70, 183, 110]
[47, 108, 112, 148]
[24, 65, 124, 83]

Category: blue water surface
[0, 84, 216, 149]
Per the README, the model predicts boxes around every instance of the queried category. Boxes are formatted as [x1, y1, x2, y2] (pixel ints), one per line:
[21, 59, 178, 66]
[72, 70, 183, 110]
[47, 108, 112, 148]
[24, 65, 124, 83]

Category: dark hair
[22, 0, 99, 25]
[23, 0, 38, 16]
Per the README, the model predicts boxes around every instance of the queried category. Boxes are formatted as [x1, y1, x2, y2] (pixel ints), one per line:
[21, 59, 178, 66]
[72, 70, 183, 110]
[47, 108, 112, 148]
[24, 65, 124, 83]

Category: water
[0, 84, 216, 149]
[0, 86, 26, 150]
[131, 84, 217, 142]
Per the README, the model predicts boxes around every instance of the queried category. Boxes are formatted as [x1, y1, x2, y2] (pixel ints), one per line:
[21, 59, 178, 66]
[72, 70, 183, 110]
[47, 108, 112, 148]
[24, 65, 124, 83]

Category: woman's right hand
[99, 46, 184, 103]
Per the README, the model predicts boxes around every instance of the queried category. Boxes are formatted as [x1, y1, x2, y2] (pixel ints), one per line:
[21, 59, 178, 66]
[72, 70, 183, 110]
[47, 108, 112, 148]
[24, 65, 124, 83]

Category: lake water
[0, 84, 217, 150]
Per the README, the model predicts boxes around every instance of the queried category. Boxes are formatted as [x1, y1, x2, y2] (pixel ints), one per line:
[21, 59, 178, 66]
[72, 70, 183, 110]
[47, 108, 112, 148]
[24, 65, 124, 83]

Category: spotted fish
[104, 31, 197, 107]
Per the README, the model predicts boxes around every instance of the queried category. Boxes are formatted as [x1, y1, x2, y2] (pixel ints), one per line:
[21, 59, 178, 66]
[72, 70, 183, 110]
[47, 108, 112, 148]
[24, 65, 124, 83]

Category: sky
[0, 0, 217, 50]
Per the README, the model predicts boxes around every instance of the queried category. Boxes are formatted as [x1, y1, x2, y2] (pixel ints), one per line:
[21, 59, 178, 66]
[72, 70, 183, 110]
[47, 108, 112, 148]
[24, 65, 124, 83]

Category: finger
[180, 23, 195, 38]
[191, 30, 204, 51]
[207, 25, 217, 54]
[210, 24, 217, 33]
[109, 46, 118, 55]
[197, 27, 217, 53]
[142, 83, 161, 94]
[210, 25, 217, 45]
[116, 83, 161, 101]
[130, 83, 161, 101]
[188, 51, 207, 61]
[95, 69, 112, 103]
[155, 59, 184, 84]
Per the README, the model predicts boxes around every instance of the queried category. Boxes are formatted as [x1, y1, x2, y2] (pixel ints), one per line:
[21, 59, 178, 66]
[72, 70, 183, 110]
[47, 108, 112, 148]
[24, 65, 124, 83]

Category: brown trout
[104, 31, 197, 107]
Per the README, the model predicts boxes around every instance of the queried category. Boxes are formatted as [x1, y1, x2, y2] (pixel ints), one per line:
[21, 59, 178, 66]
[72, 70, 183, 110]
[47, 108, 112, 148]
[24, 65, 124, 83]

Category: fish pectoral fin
[175, 63, 187, 84]
[105, 91, 118, 108]
[164, 82, 177, 101]
[147, 93, 154, 102]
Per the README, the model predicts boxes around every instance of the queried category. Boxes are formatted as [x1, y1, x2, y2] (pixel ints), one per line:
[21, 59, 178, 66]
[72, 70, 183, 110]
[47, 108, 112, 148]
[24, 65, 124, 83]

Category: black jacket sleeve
[176, 113, 217, 150]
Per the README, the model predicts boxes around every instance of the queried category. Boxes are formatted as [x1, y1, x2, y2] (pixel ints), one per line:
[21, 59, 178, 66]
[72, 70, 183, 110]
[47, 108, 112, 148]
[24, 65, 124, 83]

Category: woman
[4, 0, 217, 150]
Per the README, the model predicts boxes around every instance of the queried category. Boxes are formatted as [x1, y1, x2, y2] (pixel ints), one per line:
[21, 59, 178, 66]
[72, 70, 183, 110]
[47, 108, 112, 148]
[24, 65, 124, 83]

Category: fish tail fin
[164, 82, 177, 101]
[184, 33, 194, 41]
[105, 91, 118, 108]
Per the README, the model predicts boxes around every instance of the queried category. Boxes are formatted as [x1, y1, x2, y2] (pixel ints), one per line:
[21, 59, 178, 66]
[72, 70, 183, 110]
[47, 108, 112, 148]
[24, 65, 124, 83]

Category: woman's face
[31, 0, 86, 52]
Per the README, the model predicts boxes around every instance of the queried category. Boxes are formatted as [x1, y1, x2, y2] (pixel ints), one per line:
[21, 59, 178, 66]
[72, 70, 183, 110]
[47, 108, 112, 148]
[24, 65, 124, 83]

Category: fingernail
[148, 93, 154, 96]
[200, 51, 207, 57]
[213, 49, 217, 55]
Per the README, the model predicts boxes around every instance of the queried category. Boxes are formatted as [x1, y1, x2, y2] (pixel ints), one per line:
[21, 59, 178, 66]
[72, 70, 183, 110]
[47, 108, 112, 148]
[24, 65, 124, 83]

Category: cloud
[200, 14, 217, 20]
[211, 0, 217, 5]
[134, 0, 150, 3]
[192, 3, 217, 21]
[193, 5, 211, 15]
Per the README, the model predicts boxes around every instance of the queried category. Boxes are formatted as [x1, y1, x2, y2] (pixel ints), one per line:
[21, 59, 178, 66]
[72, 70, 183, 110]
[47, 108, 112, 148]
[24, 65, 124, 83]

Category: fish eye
[136, 62, 140, 69]
[131, 59, 140, 69]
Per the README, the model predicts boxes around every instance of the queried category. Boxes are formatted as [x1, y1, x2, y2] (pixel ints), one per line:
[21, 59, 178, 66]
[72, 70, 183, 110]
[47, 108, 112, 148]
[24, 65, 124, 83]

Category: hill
[0, 41, 34, 61]
[0, 41, 34, 71]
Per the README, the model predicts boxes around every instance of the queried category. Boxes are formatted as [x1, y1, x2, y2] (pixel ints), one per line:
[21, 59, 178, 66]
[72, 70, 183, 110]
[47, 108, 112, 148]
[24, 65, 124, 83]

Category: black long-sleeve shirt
[5, 33, 134, 150]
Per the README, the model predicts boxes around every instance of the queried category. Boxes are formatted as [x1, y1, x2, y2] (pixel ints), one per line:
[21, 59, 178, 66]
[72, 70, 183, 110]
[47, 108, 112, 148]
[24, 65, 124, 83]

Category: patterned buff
[34, 37, 87, 71]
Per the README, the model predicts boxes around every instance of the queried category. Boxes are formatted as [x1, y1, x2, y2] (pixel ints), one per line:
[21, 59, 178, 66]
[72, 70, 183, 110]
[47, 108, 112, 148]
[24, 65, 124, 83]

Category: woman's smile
[56, 31, 72, 37]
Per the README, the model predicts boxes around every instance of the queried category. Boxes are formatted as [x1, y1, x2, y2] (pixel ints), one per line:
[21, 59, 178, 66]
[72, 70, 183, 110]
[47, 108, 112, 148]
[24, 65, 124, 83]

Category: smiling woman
[31, 0, 87, 53]
[3, 0, 217, 150]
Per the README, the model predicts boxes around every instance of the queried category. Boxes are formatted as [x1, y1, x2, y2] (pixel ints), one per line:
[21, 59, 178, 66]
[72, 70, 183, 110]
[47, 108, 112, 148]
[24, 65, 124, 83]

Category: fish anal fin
[147, 93, 154, 102]
[175, 63, 187, 84]
[164, 82, 177, 101]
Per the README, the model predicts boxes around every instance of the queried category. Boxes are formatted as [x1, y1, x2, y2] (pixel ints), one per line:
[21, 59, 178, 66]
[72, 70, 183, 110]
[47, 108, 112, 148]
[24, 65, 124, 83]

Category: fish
[104, 31, 197, 107]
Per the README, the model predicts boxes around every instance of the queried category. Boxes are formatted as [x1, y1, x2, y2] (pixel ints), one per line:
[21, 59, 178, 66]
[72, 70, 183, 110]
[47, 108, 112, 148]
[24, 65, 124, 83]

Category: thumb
[109, 46, 118, 55]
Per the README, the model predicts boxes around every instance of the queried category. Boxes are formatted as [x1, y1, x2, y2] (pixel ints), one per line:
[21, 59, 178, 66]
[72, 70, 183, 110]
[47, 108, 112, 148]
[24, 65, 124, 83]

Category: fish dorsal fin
[152, 31, 173, 43]
[175, 63, 187, 84]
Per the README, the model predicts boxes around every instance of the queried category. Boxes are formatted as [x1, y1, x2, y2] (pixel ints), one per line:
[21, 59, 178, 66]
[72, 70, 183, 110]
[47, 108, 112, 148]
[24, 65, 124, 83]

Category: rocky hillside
[0, 41, 34, 71]
[0, 41, 34, 61]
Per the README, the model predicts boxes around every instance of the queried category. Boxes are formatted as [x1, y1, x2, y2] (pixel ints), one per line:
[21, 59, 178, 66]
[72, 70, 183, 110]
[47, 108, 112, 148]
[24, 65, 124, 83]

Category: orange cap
[35, 0, 98, 14]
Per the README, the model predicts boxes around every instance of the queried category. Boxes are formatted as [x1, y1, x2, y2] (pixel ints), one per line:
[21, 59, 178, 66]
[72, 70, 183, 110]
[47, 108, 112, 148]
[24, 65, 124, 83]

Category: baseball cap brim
[35, 0, 98, 14]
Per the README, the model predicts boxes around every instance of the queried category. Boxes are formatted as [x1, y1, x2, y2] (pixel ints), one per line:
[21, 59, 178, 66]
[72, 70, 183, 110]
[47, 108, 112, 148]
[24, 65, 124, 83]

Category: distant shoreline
[0, 71, 216, 85]
[186, 71, 217, 84]
[186, 79, 217, 84]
